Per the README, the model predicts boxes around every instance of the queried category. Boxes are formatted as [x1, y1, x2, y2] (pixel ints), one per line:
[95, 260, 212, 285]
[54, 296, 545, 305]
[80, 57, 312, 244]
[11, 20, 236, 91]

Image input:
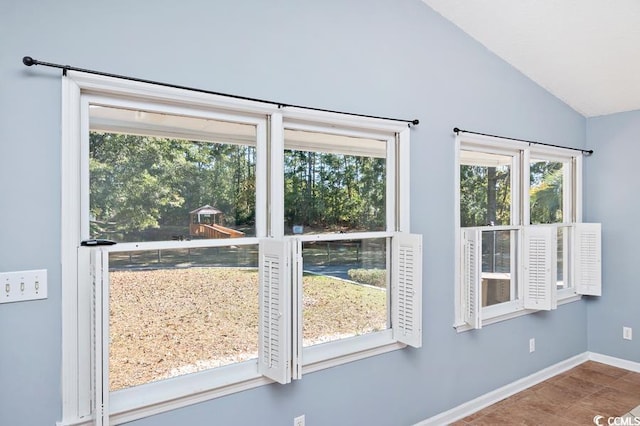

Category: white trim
[416, 351, 640, 425]
[61, 75, 85, 424]
[414, 353, 588, 426]
[109, 361, 262, 424]
[575, 155, 583, 222]
[453, 136, 462, 328]
[111, 377, 271, 425]
[106, 237, 259, 253]
[293, 231, 393, 242]
[386, 134, 397, 232]
[398, 129, 411, 232]
[588, 352, 640, 373]
[269, 112, 284, 238]
[302, 330, 404, 373]
[455, 293, 582, 332]
[522, 148, 531, 226]
[67, 71, 280, 116]
[256, 119, 268, 238]
[280, 106, 409, 134]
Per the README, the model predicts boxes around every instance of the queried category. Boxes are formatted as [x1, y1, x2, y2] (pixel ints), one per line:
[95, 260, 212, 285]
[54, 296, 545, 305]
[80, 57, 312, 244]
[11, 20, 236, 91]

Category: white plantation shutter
[291, 239, 303, 380]
[574, 223, 602, 296]
[523, 226, 556, 311]
[392, 233, 423, 348]
[90, 248, 109, 426]
[258, 239, 292, 384]
[461, 229, 481, 329]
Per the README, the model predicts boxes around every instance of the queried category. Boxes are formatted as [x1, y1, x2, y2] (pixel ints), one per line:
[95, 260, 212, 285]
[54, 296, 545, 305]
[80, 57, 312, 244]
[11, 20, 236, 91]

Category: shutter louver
[461, 229, 481, 329]
[574, 223, 602, 296]
[392, 233, 422, 348]
[523, 226, 556, 311]
[90, 248, 109, 426]
[258, 239, 291, 384]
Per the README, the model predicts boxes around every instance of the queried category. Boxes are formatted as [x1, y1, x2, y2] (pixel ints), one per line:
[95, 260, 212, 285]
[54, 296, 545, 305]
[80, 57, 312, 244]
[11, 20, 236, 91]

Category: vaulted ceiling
[422, 0, 640, 117]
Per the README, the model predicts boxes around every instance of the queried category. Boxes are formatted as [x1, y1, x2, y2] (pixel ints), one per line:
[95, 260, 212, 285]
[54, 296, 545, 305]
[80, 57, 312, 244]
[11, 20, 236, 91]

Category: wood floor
[452, 361, 640, 425]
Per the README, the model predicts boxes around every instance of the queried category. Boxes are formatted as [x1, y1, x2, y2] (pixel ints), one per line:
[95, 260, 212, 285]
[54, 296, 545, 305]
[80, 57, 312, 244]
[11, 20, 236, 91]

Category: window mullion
[520, 149, 529, 226]
[255, 120, 268, 238]
[386, 135, 397, 232]
[397, 129, 411, 232]
[268, 112, 284, 238]
[574, 155, 583, 222]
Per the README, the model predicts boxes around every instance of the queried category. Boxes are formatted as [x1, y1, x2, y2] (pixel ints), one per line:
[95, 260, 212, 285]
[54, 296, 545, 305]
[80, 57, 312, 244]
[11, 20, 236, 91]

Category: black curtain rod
[22, 56, 419, 127]
[453, 127, 593, 155]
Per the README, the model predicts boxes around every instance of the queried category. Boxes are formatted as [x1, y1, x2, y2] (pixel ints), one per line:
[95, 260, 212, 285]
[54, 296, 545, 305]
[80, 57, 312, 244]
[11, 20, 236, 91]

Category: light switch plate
[0, 269, 47, 304]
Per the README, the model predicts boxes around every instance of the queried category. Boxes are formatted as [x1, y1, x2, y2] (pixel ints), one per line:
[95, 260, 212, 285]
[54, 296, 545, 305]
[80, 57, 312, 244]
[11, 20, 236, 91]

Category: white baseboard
[415, 351, 640, 426]
[588, 352, 640, 373]
[415, 353, 588, 426]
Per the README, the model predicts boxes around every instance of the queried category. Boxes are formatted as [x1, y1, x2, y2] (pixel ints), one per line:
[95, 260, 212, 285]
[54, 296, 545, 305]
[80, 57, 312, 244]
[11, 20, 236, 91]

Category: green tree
[530, 161, 563, 224]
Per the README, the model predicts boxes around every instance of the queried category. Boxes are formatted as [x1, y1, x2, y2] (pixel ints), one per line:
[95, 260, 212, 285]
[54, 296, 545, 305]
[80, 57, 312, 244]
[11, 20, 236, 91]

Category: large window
[60, 72, 421, 425]
[455, 134, 601, 330]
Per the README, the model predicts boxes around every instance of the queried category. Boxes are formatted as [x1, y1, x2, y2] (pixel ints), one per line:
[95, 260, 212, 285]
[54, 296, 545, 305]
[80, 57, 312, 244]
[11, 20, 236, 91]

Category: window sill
[302, 330, 406, 374]
[111, 360, 265, 425]
[59, 332, 408, 426]
[454, 293, 583, 333]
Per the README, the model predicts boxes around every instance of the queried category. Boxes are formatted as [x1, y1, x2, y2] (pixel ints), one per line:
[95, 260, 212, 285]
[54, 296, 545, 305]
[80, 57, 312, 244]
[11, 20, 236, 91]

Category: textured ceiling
[422, 0, 640, 117]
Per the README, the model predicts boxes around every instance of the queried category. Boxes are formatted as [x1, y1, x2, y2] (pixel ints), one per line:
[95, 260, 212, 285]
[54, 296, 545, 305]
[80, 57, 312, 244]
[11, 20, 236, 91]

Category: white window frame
[59, 72, 421, 425]
[278, 119, 420, 373]
[454, 133, 591, 332]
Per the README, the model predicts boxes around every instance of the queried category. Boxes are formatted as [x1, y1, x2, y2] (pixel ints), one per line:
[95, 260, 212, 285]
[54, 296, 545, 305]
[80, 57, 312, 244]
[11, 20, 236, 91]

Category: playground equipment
[189, 205, 245, 239]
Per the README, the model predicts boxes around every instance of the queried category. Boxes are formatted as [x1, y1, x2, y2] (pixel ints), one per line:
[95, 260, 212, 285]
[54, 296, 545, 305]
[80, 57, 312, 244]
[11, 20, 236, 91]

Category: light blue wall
[1, 1, 589, 425]
[585, 110, 640, 362]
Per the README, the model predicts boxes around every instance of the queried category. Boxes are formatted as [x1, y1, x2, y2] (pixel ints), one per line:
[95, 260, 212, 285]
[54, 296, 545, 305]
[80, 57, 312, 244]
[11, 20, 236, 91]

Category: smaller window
[456, 134, 601, 331]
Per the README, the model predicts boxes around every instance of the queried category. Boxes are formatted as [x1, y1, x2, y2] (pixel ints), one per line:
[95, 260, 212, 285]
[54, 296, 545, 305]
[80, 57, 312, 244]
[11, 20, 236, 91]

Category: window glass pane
[301, 238, 388, 347]
[530, 160, 564, 224]
[460, 150, 512, 227]
[89, 106, 257, 242]
[109, 245, 259, 391]
[284, 129, 386, 235]
[481, 230, 516, 307]
[556, 226, 570, 289]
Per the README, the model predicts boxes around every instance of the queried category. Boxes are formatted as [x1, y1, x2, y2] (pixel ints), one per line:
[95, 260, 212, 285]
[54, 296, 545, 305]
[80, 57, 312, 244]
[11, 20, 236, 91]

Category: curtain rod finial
[412, 119, 420, 126]
[22, 56, 36, 66]
[453, 127, 460, 134]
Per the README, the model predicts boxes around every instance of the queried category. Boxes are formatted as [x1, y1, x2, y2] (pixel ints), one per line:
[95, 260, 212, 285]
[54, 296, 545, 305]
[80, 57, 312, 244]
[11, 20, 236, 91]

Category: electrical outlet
[623, 327, 633, 341]
[294, 415, 305, 426]
[529, 338, 535, 353]
[0, 269, 47, 304]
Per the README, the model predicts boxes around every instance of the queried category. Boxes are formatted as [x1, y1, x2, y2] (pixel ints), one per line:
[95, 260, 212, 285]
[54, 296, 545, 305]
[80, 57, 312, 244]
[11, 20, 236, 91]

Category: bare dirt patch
[109, 267, 386, 390]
